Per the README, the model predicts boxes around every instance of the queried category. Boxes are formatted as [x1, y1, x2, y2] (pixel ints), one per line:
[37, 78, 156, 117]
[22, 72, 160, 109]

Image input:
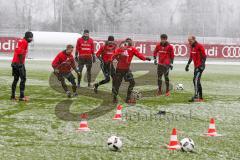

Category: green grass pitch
[0, 60, 240, 160]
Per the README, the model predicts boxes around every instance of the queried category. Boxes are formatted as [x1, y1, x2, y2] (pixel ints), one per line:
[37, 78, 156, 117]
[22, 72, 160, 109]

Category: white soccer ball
[107, 136, 123, 151]
[180, 138, 195, 152]
[131, 90, 142, 100]
[176, 83, 184, 90]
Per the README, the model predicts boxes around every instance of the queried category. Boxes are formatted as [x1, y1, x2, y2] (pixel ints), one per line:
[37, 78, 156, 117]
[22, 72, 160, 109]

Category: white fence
[1, 31, 240, 45]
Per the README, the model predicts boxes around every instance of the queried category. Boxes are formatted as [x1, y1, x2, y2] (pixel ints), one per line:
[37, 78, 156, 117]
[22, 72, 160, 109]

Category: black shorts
[157, 64, 169, 76]
[11, 63, 26, 79]
[78, 58, 92, 72]
[116, 69, 134, 82]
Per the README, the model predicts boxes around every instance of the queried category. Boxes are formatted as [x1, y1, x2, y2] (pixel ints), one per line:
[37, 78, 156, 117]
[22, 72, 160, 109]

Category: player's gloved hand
[54, 69, 60, 74]
[199, 63, 205, 71]
[154, 59, 158, 65]
[99, 57, 104, 64]
[75, 56, 78, 62]
[146, 57, 151, 61]
[92, 55, 96, 63]
[169, 64, 173, 70]
[185, 64, 189, 72]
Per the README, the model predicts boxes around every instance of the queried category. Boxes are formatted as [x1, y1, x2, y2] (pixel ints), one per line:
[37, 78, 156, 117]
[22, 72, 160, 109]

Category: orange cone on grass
[77, 114, 90, 132]
[167, 128, 180, 150]
[113, 105, 122, 120]
[203, 118, 222, 137]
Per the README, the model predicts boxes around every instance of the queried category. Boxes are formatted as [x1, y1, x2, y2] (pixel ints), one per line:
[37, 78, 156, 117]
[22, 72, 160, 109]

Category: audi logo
[222, 46, 240, 58]
[94, 40, 105, 51]
[172, 44, 188, 57]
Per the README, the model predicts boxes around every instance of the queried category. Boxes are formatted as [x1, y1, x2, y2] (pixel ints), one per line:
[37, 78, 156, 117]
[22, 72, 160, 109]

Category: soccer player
[185, 35, 207, 102]
[93, 36, 117, 93]
[111, 38, 151, 104]
[11, 31, 33, 101]
[153, 34, 174, 96]
[52, 45, 80, 98]
[75, 30, 95, 88]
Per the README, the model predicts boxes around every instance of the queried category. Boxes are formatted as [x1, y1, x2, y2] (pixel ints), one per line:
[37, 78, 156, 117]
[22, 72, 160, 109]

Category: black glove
[92, 55, 96, 63]
[75, 56, 78, 62]
[185, 64, 189, 72]
[169, 64, 173, 70]
[146, 57, 151, 61]
[54, 68, 60, 74]
[98, 57, 104, 64]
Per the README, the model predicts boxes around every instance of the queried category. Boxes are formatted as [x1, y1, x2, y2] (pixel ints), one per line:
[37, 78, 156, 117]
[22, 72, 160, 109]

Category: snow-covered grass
[0, 60, 240, 160]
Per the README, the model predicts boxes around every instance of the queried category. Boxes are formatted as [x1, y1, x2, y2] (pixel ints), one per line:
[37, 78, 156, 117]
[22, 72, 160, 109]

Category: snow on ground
[0, 60, 240, 160]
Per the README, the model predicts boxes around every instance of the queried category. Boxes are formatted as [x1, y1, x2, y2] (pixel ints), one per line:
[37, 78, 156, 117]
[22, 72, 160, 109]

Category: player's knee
[21, 77, 26, 83]
[72, 81, 76, 86]
[197, 79, 201, 85]
[13, 77, 19, 82]
[130, 80, 135, 87]
[193, 78, 195, 84]
[158, 74, 163, 78]
[165, 77, 169, 82]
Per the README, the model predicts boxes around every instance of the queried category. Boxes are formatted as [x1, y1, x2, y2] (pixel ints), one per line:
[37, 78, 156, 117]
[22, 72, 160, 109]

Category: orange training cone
[77, 114, 90, 132]
[113, 105, 122, 120]
[167, 128, 181, 150]
[203, 118, 222, 137]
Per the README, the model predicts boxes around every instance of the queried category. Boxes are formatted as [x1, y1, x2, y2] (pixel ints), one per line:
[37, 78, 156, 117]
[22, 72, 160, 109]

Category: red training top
[190, 42, 207, 68]
[52, 51, 76, 73]
[153, 43, 174, 65]
[112, 46, 147, 70]
[76, 37, 94, 60]
[96, 42, 117, 63]
[12, 38, 28, 64]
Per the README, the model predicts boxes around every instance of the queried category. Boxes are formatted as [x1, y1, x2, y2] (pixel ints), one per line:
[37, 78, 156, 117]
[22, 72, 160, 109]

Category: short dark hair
[108, 36, 114, 41]
[83, 29, 89, 34]
[66, 44, 74, 49]
[160, 34, 168, 39]
[25, 31, 33, 38]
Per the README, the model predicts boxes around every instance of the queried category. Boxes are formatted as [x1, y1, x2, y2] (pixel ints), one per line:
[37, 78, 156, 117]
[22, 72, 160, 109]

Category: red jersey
[52, 51, 76, 73]
[190, 42, 207, 68]
[96, 43, 117, 63]
[112, 47, 147, 70]
[12, 38, 28, 64]
[153, 43, 174, 65]
[76, 37, 94, 59]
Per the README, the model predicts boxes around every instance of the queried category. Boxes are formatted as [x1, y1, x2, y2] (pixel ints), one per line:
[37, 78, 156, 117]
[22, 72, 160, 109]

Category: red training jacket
[76, 37, 94, 60]
[52, 51, 76, 73]
[96, 43, 117, 63]
[190, 42, 207, 68]
[153, 43, 174, 65]
[112, 46, 147, 70]
[12, 38, 28, 64]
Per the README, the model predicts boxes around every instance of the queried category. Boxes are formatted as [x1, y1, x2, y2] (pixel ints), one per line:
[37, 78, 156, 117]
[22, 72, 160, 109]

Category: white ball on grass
[176, 83, 184, 90]
[107, 136, 122, 151]
[180, 138, 195, 152]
